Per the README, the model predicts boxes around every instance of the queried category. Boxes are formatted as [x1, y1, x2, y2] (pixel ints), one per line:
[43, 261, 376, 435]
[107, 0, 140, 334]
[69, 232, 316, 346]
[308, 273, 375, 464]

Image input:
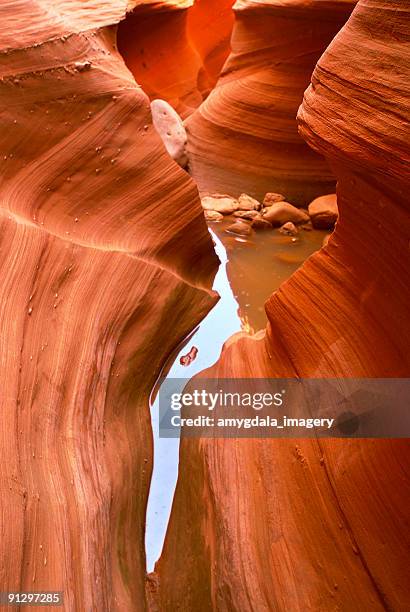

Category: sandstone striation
[117, 0, 234, 117]
[117, 1, 202, 118]
[187, 0, 235, 98]
[185, 0, 357, 204]
[0, 2, 218, 610]
[155, 1, 410, 610]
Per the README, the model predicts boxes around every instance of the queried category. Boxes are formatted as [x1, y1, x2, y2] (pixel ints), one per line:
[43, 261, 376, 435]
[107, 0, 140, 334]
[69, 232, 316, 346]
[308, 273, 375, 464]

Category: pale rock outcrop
[151, 99, 188, 167]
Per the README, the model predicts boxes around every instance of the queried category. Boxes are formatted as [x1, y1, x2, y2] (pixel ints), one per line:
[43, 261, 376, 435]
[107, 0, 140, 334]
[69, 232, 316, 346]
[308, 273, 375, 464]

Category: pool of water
[145, 221, 328, 572]
[211, 217, 327, 332]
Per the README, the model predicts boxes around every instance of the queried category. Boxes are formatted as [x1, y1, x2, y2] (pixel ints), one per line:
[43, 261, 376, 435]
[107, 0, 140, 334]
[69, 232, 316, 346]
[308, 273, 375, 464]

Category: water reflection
[212, 217, 327, 332]
[145, 222, 326, 571]
[145, 230, 241, 572]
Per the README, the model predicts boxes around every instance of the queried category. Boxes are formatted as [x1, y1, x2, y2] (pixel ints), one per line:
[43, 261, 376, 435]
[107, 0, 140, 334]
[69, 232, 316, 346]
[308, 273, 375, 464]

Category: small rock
[201, 194, 238, 214]
[300, 221, 313, 231]
[237, 193, 261, 211]
[263, 202, 309, 226]
[263, 192, 286, 206]
[151, 99, 188, 167]
[180, 346, 198, 366]
[251, 218, 272, 230]
[233, 210, 260, 220]
[308, 194, 338, 229]
[279, 221, 298, 236]
[204, 210, 223, 222]
[226, 221, 252, 236]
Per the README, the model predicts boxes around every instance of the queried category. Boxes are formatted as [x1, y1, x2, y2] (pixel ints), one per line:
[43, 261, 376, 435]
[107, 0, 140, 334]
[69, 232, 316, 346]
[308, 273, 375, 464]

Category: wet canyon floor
[146, 215, 330, 572]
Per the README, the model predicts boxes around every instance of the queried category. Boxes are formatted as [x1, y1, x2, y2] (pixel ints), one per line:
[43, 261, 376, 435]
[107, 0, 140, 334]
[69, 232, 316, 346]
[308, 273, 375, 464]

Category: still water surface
[145, 222, 327, 571]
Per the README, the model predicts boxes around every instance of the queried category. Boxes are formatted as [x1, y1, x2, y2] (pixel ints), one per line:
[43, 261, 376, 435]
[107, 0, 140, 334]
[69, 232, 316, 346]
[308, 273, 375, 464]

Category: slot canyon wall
[0, 1, 218, 610]
[117, 0, 234, 117]
[155, 1, 410, 610]
[185, 0, 357, 204]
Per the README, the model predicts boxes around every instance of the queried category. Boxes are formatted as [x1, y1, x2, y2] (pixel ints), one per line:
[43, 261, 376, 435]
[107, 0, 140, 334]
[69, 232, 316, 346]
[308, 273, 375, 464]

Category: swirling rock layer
[0, 2, 218, 610]
[187, 0, 235, 98]
[185, 0, 356, 204]
[156, 1, 410, 610]
[117, 0, 234, 117]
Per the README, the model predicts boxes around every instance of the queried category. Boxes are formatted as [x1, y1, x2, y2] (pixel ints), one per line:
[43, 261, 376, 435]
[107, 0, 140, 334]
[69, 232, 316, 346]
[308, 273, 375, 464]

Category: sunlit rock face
[0, 1, 218, 610]
[185, 0, 357, 204]
[155, 1, 410, 610]
[187, 0, 235, 98]
[117, 0, 234, 117]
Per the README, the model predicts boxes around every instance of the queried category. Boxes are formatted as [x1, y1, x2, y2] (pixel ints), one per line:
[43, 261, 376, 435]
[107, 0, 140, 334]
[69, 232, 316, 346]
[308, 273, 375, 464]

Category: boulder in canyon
[237, 193, 261, 211]
[263, 192, 286, 206]
[151, 99, 188, 167]
[251, 218, 272, 230]
[201, 194, 239, 214]
[204, 210, 224, 222]
[263, 202, 309, 226]
[233, 210, 260, 220]
[226, 220, 252, 236]
[308, 194, 338, 229]
[279, 221, 298, 236]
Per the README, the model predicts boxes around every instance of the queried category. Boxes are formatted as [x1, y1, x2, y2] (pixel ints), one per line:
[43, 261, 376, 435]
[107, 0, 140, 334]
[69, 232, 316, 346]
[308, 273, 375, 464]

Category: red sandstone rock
[118, 0, 234, 117]
[117, 2, 203, 118]
[263, 202, 309, 226]
[237, 193, 261, 210]
[226, 220, 252, 236]
[0, 2, 218, 609]
[233, 209, 260, 220]
[156, 1, 410, 610]
[204, 209, 223, 222]
[279, 221, 298, 236]
[251, 217, 271, 230]
[201, 194, 238, 213]
[185, 0, 357, 203]
[263, 192, 286, 206]
[187, 0, 235, 97]
[308, 193, 338, 229]
[322, 233, 331, 247]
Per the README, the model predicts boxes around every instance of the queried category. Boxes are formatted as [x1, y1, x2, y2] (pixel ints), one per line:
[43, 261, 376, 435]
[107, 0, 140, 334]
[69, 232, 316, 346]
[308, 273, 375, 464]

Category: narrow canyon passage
[145, 222, 326, 573]
[152, 2, 410, 611]
[0, 1, 408, 611]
